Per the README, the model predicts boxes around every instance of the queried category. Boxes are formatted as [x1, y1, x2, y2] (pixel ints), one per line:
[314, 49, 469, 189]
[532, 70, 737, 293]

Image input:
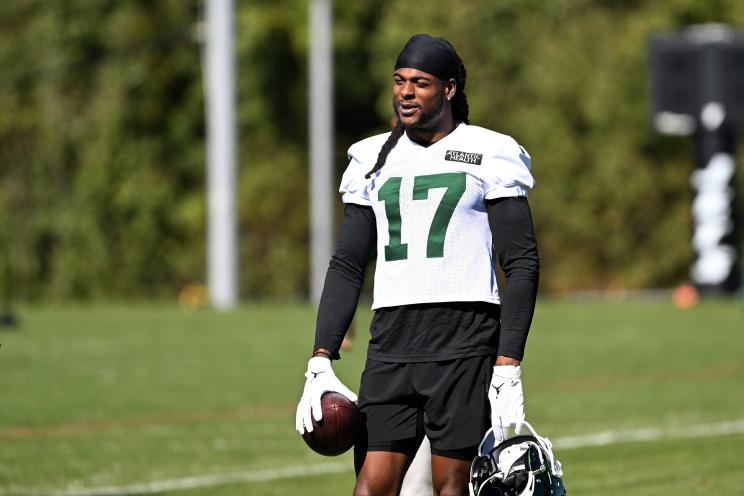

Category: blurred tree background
[0, 0, 743, 301]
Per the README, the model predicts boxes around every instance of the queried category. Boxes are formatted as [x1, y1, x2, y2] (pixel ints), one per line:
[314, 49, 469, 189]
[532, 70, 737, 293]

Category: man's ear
[445, 78, 457, 100]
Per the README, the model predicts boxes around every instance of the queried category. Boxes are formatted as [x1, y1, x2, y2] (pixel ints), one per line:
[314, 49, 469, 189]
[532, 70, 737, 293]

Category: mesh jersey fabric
[339, 123, 534, 310]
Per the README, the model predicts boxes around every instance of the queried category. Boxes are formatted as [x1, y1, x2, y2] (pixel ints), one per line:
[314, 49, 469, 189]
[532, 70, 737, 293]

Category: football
[302, 392, 365, 456]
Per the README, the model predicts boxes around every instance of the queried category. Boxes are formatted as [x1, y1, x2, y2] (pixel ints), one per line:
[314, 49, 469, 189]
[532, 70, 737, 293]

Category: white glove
[295, 356, 358, 434]
[488, 365, 525, 444]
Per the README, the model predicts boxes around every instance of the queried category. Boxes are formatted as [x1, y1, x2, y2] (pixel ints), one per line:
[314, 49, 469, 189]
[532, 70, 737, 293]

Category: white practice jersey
[340, 123, 534, 310]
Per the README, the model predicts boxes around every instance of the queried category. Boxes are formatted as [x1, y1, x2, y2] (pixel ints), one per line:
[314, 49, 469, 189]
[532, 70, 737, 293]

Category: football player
[297, 34, 540, 496]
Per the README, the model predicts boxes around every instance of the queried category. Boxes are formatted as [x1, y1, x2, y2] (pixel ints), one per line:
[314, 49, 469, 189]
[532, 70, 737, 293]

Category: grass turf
[0, 297, 743, 495]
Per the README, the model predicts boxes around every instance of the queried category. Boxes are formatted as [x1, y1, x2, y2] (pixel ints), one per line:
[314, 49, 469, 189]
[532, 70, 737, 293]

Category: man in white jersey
[296, 34, 539, 496]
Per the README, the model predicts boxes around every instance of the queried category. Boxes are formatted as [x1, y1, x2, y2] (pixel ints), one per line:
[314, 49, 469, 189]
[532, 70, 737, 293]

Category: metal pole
[309, 0, 334, 303]
[206, 0, 238, 309]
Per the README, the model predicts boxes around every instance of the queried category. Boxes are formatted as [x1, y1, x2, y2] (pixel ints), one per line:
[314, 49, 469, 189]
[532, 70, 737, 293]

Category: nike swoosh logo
[311, 371, 325, 379]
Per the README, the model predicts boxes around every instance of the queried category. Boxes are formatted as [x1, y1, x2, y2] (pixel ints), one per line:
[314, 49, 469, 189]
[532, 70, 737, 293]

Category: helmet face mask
[469, 422, 566, 496]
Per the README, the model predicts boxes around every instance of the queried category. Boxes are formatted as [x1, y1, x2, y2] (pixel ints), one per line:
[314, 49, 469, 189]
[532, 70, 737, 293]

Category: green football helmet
[469, 421, 566, 496]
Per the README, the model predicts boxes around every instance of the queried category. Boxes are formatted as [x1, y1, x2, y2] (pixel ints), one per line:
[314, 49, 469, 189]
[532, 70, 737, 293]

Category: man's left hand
[488, 364, 525, 443]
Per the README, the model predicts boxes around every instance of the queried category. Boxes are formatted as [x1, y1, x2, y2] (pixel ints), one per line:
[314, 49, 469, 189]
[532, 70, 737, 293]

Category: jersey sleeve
[482, 137, 535, 200]
[339, 144, 374, 206]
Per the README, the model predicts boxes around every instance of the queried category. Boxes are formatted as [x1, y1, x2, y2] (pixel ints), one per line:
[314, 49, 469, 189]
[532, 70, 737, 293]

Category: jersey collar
[401, 122, 467, 150]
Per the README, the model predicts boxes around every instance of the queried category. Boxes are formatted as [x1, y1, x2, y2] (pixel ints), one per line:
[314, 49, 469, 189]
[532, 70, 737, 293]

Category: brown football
[302, 392, 365, 456]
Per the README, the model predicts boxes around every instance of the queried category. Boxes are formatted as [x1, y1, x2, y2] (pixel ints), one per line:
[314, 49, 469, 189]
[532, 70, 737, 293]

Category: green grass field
[1, 297, 743, 495]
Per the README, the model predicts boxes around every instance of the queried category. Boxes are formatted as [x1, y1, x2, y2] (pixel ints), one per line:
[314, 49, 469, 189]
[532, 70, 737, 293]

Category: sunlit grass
[0, 297, 742, 494]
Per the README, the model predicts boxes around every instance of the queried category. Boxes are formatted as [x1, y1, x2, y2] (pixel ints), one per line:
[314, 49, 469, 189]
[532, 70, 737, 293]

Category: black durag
[394, 34, 458, 80]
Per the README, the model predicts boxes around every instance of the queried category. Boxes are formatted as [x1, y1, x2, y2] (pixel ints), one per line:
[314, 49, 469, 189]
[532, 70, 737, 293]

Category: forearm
[314, 256, 366, 358]
[495, 355, 521, 366]
[313, 204, 376, 359]
[487, 197, 540, 362]
[497, 274, 538, 361]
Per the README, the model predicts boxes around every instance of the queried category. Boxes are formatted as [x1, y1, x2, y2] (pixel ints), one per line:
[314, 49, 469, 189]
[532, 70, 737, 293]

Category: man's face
[392, 68, 448, 131]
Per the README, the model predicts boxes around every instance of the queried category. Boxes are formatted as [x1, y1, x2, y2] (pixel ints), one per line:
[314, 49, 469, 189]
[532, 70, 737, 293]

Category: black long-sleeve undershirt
[486, 197, 540, 359]
[314, 197, 539, 361]
[314, 204, 377, 359]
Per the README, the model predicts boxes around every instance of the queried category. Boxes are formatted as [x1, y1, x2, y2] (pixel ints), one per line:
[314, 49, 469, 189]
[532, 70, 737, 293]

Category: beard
[392, 91, 447, 131]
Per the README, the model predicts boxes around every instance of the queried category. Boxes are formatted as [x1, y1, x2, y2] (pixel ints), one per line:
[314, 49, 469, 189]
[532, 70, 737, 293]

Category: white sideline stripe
[552, 418, 744, 449]
[3, 461, 353, 496]
[6, 419, 744, 496]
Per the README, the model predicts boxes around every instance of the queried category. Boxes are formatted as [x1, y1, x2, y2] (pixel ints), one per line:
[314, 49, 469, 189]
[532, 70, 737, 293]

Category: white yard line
[552, 418, 744, 449]
[5, 419, 744, 496]
[2, 462, 353, 496]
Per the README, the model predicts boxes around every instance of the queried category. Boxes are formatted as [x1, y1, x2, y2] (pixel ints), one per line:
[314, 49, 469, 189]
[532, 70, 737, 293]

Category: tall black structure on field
[649, 24, 744, 295]
[0, 243, 17, 328]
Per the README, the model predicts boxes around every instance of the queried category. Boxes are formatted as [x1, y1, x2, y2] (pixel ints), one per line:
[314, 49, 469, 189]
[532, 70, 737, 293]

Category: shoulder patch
[444, 149, 483, 165]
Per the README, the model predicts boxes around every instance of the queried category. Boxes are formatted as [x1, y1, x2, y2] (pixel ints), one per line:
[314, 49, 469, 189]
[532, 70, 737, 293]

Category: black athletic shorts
[356, 355, 493, 460]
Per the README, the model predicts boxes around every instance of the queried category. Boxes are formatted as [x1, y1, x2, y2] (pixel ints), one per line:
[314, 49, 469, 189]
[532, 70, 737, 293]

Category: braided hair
[364, 49, 469, 179]
[450, 45, 470, 126]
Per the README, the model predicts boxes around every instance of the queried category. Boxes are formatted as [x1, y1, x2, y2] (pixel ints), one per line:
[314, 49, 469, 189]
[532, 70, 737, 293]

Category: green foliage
[1, 0, 744, 300]
[0, 0, 205, 299]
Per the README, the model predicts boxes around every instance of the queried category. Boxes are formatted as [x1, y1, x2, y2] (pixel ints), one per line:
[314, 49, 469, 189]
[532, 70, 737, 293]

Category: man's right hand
[295, 356, 358, 434]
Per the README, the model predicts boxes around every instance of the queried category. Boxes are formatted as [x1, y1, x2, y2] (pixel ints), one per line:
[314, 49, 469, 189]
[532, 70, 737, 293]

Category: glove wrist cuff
[492, 364, 521, 379]
[307, 356, 332, 372]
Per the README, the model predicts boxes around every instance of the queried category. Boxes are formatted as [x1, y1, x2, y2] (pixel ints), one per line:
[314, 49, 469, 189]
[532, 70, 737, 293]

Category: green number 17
[377, 172, 466, 261]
